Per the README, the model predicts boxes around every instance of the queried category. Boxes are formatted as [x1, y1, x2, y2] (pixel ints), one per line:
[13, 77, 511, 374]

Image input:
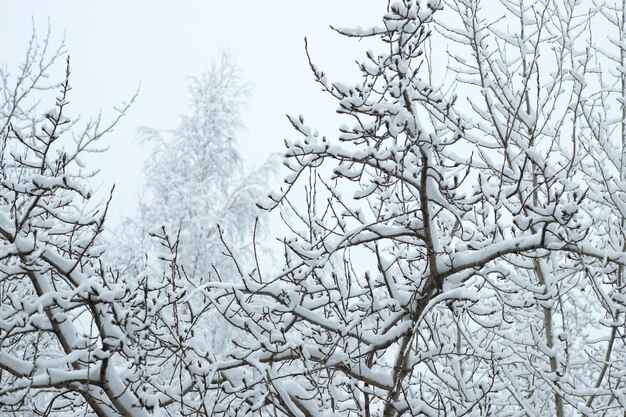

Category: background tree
[108, 52, 275, 355]
[7, 2, 626, 417]
[437, 0, 597, 415]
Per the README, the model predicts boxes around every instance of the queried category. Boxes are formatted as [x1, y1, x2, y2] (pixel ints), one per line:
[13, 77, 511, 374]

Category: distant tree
[109, 53, 274, 354]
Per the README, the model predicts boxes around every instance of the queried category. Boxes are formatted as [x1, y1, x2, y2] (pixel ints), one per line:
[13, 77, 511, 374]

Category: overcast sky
[1, 2, 384, 223]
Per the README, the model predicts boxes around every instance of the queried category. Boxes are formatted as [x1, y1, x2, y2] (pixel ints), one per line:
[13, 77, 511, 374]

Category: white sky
[0, 1, 383, 223]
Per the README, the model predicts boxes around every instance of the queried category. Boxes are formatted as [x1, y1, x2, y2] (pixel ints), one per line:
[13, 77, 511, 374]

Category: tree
[0, 34, 249, 417]
[198, 1, 626, 416]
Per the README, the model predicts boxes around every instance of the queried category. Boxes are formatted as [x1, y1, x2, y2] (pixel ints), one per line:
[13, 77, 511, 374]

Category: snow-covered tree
[0, 34, 146, 416]
[114, 53, 267, 277]
[0, 35, 249, 417]
[198, 1, 626, 416]
[108, 53, 274, 358]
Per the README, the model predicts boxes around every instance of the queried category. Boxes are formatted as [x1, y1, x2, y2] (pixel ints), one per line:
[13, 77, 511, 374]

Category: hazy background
[0, 1, 384, 223]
